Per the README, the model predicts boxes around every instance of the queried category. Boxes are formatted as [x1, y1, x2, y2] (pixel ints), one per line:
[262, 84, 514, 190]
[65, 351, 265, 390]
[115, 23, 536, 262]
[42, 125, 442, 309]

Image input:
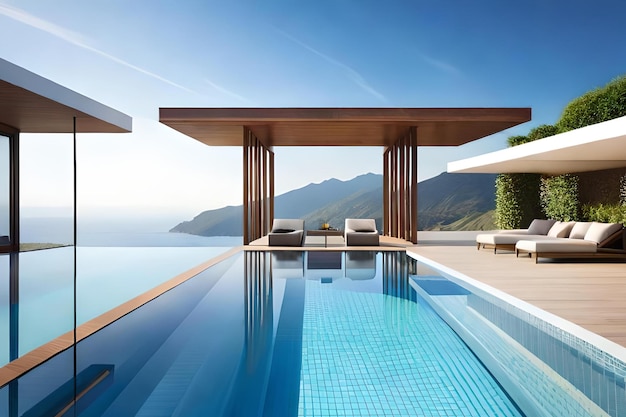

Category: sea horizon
[20, 215, 242, 247]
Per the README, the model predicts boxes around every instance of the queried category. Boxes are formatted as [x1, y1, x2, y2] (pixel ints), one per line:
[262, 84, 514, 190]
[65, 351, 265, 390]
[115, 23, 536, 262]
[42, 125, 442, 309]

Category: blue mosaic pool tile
[467, 293, 626, 417]
[298, 280, 524, 417]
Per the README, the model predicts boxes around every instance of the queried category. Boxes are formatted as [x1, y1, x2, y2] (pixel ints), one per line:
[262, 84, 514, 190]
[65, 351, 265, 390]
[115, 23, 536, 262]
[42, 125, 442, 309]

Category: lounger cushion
[569, 222, 592, 239]
[271, 219, 304, 232]
[495, 229, 529, 234]
[527, 219, 557, 236]
[547, 221, 575, 238]
[583, 222, 623, 244]
[516, 238, 598, 253]
[345, 219, 379, 246]
[476, 233, 553, 246]
[269, 219, 305, 246]
[346, 219, 377, 232]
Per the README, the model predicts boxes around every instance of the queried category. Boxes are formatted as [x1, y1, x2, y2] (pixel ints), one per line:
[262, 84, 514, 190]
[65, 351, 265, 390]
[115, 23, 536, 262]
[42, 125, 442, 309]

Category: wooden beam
[410, 127, 418, 243]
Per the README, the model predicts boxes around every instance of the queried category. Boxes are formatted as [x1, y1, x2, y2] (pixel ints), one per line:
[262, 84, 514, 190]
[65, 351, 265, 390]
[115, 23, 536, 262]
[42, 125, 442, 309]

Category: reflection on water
[1, 250, 421, 417]
[0, 246, 229, 368]
[0, 248, 75, 366]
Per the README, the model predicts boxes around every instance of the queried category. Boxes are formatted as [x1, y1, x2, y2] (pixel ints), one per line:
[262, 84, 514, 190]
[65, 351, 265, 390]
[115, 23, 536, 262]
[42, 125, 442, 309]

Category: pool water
[24, 250, 523, 417]
[297, 279, 522, 416]
[0, 246, 232, 364]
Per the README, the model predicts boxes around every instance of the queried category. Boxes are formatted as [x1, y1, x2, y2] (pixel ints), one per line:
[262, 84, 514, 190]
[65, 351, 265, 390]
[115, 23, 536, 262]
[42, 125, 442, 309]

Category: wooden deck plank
[408, 244, 626, 348]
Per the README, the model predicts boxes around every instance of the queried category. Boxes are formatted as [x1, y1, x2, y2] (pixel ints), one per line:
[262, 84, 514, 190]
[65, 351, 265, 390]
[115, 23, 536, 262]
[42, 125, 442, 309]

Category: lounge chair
[476, 219, 557, 253]
[268, 219, 305, 246]
[515, 222, 626, 263]
[345, 219, 379, 246]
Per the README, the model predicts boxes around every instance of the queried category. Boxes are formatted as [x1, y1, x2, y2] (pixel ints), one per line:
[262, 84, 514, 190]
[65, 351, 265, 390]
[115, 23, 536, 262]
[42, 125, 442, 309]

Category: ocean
[20, 216, 242, 247]
[79, 232, 242, 247]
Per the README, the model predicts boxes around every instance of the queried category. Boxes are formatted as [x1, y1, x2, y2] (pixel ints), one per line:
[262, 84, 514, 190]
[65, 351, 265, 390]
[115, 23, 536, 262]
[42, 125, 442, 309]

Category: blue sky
[1, 0, 626, 228]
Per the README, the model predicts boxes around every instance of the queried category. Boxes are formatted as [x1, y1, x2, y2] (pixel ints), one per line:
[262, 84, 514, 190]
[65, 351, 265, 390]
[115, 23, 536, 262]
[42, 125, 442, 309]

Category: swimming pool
[0, 246, 233, 365]
[1, 249, 623, 416]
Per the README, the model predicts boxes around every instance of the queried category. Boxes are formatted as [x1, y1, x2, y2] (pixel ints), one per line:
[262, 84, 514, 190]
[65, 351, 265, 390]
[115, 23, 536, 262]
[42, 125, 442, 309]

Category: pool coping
[406, 249, 626, 365]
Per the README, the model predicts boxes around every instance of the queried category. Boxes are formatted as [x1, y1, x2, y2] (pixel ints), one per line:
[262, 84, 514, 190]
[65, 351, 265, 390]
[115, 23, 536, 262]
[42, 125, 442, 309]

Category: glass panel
[0, 254, 8, 366]
[0, 134, 9, 245]
[18, 247, 74, 357]
[19, 134, 74, 249]
[0, 383, 7, 417]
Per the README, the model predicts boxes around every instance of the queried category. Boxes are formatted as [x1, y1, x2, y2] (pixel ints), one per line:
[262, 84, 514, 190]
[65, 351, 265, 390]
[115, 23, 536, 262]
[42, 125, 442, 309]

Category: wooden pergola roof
[0, 58, 131, 133]
[159, 107, 531, 147]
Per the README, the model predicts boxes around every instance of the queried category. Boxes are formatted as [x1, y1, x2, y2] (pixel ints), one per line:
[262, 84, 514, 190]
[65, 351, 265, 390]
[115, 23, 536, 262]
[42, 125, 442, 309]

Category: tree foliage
[557, 75, 626, 132]
[527, 124, 560, 141]
[540, 174, 580, 221]
[507, 135, 530, 147]
[495, 173, 541, 229]
[582, 203, 626, 224]
[620, 174, 626, 206]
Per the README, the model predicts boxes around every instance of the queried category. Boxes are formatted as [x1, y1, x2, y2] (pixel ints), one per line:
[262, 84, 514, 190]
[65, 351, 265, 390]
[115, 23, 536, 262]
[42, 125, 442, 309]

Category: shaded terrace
[440, 116, 626, 352]
[159, 107, 531, 244]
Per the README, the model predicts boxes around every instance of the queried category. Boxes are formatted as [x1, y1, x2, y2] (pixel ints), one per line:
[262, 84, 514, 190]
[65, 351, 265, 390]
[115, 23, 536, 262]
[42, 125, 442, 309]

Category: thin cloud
[275, 28, 387, 102]
[204, 78, 253, 104]
[418, 53, 462, 75]
[0, 3, 196, 94]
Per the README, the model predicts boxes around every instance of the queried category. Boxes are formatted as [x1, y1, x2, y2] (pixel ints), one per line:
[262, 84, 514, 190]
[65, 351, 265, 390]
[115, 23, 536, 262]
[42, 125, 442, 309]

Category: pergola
[159, 107, 531, 244]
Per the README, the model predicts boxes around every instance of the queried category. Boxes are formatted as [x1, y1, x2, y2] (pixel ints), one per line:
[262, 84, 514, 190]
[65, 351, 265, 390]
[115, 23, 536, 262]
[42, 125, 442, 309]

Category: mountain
[417, 172, 497, 230]
[170, 172, 497, 236]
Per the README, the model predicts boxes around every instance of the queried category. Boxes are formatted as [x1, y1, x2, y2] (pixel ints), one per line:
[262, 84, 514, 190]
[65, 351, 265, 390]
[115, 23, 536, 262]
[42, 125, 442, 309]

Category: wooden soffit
[159, 107, 531, 147]
[0, 58, 132, 133]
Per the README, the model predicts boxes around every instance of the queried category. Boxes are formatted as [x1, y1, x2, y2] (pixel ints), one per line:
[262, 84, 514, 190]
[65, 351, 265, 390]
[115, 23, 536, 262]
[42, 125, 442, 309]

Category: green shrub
[540, 174, 580, 221]
[620, 174, 626, 206]
[527, 124, 560, 140]
[495, 173, 541, 229]
[557, 75, 626, 132]
[582, 203, 626, 224]
[507, 135, 530, 147]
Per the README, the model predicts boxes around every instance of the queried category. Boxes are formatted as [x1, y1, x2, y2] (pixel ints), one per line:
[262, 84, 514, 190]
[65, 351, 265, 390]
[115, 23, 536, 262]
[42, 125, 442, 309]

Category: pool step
[130, 259, 246, 416]
[93, 257, 242, 417]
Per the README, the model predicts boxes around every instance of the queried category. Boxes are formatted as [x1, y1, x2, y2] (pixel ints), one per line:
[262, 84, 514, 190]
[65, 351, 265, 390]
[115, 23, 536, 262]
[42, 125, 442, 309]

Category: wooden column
[382, 127, 418, 244]
[383, 150, 389, 236]
[243, 128, 274, 244]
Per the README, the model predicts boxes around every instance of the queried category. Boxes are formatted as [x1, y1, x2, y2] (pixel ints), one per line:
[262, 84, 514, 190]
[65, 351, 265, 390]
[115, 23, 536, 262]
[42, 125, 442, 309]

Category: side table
[306, 229, 343, 247]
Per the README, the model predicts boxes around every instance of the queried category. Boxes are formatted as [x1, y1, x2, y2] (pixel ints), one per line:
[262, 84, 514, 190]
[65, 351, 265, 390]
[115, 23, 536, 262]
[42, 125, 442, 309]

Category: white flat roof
[448, 116, 626, 174]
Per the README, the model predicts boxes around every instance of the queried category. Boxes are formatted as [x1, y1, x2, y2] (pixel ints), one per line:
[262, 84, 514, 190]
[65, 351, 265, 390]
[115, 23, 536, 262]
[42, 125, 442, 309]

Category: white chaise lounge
[516, 221, 626, 263]
[476, 219, 557, 253]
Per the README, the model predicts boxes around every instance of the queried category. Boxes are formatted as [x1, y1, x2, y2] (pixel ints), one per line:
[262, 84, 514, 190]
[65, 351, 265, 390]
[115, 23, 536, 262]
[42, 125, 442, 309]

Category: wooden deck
[407, 243, 626, 349]
[247, 234, 410, 251]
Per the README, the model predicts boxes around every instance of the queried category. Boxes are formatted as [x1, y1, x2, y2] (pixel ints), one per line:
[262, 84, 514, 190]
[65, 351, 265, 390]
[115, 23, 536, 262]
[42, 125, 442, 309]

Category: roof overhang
[159, 107, 531, 147]
[0, 58, 132, 133]
[448, 116, 626, 174]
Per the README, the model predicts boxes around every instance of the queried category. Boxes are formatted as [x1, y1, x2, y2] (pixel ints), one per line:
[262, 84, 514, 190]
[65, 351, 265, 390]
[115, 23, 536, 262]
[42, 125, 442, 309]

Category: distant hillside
[431, 210, 496, 231]
[171, 173, 382, 236]
[417, 173, 497, 230]
[273, 173, 382, 219]
[170, 172, 497, 236]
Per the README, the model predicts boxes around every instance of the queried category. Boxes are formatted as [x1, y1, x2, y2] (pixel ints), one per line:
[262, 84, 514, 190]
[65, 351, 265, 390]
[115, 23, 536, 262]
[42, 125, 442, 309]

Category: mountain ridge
[170, 172, 496, 235]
